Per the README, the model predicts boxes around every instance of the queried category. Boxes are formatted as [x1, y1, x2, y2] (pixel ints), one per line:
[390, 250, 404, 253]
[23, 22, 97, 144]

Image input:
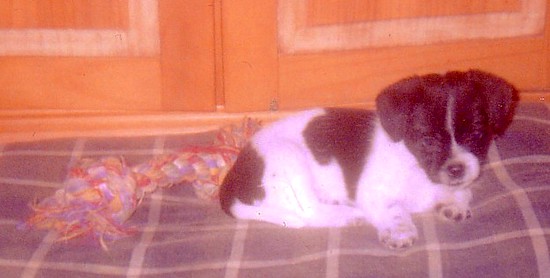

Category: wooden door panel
[222, 0, 549, 112]
[0, 0, 217, 112]
[158, 0, 217, 111]
[221, 0, 279, 112]
[277, 0, 548, 110]
[0, 56, 162, 111]
[279, 38, 546, 109]
[0, 0, 158, 57]
[0, 0, 129, 29]
[279, 0, 544, 53]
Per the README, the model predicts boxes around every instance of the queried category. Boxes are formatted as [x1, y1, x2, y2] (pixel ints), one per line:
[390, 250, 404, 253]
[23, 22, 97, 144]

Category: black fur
[376, 73, 451, 182]
[303, 108, 376, 200]
[376, 70, 518, 183]
[464, 70, 519, 136]
[219, 144, 266, 216]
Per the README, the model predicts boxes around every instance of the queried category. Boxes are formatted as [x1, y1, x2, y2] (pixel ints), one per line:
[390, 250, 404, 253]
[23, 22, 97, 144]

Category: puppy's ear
[375, 75, 424, 141]
[467, 70, 519, 136]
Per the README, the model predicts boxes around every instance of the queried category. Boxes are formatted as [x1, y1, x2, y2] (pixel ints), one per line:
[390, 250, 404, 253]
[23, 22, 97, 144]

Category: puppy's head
[376, 70, 518, 187]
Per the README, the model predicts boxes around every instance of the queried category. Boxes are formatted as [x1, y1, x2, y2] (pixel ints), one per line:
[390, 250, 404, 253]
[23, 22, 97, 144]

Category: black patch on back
[303, 108, 376, 200]
[219, 144, 265, 216]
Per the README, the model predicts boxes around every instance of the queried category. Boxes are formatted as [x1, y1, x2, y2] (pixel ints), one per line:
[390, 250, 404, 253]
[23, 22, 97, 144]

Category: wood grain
[0, 0, 159, 57]
[307, 0, 520, 25]
[0, 57, 162, 111]
[0, 1, 216, 112]
[279, 38, 547, 109]
[0, 0, 548, 143]
[221, 0, 279, 112]
[0, 110, 293, 143]
[279, 0, 545, 53]
[159, 0, 216, 111]
[0, 0, 128, 29]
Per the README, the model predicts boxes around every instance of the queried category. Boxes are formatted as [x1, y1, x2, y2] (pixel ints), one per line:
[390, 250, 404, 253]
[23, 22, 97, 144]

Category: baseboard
[1, 91, 546, 143]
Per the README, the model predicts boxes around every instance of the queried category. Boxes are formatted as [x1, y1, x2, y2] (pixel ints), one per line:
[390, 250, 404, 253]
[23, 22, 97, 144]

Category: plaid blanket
[1, 103, 548, 278]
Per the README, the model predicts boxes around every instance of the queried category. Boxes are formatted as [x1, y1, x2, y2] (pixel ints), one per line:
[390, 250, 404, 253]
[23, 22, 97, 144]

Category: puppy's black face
[376, 70, 518, 186]
[402, 99, 453, 184]
[452, 92, 494, 160]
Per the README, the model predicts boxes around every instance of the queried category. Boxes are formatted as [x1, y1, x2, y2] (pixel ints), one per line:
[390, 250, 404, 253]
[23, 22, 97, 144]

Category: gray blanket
[1, 103, 548, 277]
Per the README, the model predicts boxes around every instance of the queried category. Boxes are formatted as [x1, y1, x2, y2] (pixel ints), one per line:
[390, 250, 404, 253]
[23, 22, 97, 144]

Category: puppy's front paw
[378, 222, 418, 249]
[436, 203, 472, 222]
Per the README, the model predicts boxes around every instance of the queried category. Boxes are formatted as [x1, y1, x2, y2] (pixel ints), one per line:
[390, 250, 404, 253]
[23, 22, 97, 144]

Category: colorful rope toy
[22, 118, 261, 249]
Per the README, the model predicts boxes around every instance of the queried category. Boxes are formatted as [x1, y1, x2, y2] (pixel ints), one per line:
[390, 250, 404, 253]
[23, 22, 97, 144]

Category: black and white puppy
[219, 70, 518, 249]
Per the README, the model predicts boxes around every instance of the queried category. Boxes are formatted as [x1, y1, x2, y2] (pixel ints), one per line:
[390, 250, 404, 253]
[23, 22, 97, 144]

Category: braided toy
[22, 118, 261, 249]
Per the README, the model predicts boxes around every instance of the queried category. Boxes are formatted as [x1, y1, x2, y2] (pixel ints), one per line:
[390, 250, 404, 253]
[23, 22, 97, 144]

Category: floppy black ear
[467, 70, 519, 136]
[375, 75, 425, 141]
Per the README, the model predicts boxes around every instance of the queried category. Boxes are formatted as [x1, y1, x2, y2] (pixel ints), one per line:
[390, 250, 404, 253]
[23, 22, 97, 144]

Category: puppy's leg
[262, 149, 363, 227]
[370, 203, 418, 249]
[435, 188, 472, 222]
[231, 140, 363, 228]
[278, 164, 368, 226]
[270, 162, 365, 227]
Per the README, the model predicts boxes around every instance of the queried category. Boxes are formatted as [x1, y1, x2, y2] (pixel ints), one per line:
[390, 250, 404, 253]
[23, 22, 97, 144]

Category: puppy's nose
[447, 163, 465, 179]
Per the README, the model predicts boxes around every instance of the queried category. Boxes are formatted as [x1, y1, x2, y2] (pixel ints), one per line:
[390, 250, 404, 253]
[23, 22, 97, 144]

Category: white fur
[229, 109, 474, 248]
[222, 70, 518, 249]
[442, 95, 481, 186]
[231, 109, 363, 228]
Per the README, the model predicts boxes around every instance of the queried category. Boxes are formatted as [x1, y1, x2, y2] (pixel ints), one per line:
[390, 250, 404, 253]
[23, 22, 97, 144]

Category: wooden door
[0, 0, 216, 112]
[222, 0, 550, 112]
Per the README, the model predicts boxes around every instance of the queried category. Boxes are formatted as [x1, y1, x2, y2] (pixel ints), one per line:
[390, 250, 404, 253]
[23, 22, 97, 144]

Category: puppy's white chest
[356, 123, 439, 213]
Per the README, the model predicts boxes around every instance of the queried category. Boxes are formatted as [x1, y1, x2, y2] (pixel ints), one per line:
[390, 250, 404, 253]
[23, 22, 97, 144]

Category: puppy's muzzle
[446, 163, 465, 180]
[441, 161, 470, 187]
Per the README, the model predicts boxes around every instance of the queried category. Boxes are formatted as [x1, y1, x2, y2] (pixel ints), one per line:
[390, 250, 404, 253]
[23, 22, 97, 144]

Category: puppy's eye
[421, 136, 437, 147]
[470, 131, 484, 141]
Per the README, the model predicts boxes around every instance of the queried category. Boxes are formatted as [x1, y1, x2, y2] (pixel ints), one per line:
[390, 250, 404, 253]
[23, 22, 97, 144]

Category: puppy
[219, 70, 518, 249]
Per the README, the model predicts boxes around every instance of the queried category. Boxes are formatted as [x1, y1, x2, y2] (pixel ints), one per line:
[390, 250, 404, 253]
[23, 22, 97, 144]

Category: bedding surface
[1, 103, 549, 278]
